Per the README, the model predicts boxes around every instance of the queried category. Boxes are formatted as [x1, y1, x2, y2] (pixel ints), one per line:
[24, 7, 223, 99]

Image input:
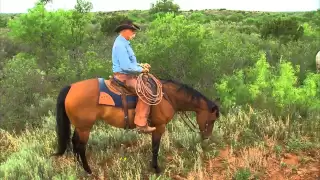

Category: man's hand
[139, 63, 151, 69]
[143, 63, 151, 69]
[141, 67, 149, 73]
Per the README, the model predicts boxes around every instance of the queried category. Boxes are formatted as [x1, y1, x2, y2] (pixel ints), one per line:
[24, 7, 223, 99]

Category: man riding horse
[52, 19, 220, 174]
[112, 19, 156, 133]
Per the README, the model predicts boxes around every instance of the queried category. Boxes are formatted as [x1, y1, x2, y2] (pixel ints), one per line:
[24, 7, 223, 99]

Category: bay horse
[52, 74, 220, 175]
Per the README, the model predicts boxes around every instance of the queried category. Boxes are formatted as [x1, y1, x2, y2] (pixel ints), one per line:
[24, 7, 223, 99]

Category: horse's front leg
[151, 124, 165, 174]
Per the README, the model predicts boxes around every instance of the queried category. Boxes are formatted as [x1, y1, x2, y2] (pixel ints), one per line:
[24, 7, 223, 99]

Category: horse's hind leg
[72, 128, 92, 175]
[72, 130, 81, 164]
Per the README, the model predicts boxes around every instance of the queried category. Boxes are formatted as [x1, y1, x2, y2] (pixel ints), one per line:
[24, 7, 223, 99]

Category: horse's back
[68, 78, 99, 99]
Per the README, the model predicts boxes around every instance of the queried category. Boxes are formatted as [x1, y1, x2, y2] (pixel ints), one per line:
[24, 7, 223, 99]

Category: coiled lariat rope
[135, 73, 163, 105]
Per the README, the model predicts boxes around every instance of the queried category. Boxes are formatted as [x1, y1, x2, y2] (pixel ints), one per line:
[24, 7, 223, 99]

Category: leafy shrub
[216, 52, 320, 117]
[135, 13, 207, 84]
[187, 12, 209, 23]
[6, 4, 71, 71]
[0, 53, 48, 130]
[136, 14, 262, 95]
[0, 16, 8, 28]
[260, 17, 304, 43]
[100, 14, 128, 34]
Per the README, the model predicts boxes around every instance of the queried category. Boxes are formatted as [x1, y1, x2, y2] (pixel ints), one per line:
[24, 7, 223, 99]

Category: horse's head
[196, 98, 220, 140]
[161, 79, 220, 140]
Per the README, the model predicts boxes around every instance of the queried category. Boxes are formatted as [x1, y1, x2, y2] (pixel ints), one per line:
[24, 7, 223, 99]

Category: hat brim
[114, 24, 141, 33]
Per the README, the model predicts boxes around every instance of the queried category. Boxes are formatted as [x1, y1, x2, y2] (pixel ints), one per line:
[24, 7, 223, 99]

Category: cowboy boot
[134, 98, 156, 133]
[136, 125, 156, 133]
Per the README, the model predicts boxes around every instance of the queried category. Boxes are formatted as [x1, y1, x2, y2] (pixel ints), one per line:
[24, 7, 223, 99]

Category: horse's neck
[164, 89, 202, 112]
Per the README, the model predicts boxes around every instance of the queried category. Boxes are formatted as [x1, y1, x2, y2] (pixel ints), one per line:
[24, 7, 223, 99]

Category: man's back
[112, 35, 127, 73]
[112, 35, 142, 74]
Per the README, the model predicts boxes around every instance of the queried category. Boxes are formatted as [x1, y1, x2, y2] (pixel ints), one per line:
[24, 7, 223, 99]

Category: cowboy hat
[114, 19, 141, 33]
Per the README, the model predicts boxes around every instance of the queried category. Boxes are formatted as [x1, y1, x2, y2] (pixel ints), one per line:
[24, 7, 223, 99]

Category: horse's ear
[211, 98, 220, 114]
[211, 105, 220, 118]
[211, 105, 219, 113]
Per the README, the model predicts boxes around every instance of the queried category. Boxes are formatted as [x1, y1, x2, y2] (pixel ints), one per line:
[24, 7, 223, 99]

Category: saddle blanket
[97, 78, 138, 109]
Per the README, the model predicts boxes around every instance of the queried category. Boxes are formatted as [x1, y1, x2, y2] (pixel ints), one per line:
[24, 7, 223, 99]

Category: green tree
[74, 0, 93, 13]
[7, 3, 70, 73]
[260, 17, 304, 43]
[66, 0, 94, 79]
[135, 13, 206, 85]
[149, 0, 180, 14]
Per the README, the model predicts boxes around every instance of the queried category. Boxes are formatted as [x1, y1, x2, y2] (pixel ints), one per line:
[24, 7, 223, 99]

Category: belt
[113, 73, 137, 81]
[113, 72, 137, 77]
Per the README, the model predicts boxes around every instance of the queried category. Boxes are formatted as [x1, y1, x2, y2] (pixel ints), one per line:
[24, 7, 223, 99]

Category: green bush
[0, 16, 8, 28]
[135, 13, 206, 84]
[260, 17, 304, 43]
[0, 53, 49, 130]
[187, 12, 209, 23]
[216, 52, 320, 117]
[100, 14, 128, 34]
[135, 13, 261, 95]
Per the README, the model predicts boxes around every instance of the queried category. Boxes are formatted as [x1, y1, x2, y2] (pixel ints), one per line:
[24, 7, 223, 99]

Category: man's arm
[116, 45, 143, 74]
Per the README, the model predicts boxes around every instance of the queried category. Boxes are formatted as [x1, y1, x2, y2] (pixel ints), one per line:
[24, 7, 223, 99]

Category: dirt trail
[183, 146, 320, 180]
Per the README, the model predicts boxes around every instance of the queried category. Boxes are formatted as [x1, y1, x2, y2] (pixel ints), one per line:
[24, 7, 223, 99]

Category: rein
[180, 111, 209, 134]
[180, 112, 199, 133]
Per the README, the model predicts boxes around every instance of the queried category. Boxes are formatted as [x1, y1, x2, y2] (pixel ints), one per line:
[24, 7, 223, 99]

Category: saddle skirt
[97, 77, 138, 109]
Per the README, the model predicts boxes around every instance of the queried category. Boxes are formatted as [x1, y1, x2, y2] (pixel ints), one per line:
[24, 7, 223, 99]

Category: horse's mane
[160, 79, 217, 110]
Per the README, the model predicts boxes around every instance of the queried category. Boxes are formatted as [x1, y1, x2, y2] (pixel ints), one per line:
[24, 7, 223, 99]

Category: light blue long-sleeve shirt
[112, 35, 143, 74]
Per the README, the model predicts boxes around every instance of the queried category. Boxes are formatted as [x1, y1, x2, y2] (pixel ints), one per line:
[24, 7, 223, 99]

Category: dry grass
[0, 109, 319, 180]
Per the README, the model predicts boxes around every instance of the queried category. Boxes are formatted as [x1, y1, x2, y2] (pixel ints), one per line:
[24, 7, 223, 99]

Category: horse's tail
[53, 85, 72, 156]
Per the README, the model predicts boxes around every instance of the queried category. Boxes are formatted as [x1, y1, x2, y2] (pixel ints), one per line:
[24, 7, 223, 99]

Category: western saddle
[108, 75, 134, 129]
[108, 75, 159, 129]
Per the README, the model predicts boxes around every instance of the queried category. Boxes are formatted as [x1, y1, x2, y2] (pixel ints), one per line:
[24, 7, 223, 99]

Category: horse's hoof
[150, 161, 162, 174]
[154, 166, 162, 174]
[85, 168, 92, 175]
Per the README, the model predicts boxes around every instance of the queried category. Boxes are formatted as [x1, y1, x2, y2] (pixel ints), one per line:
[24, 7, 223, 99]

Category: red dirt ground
[180, 146, 320, 180]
